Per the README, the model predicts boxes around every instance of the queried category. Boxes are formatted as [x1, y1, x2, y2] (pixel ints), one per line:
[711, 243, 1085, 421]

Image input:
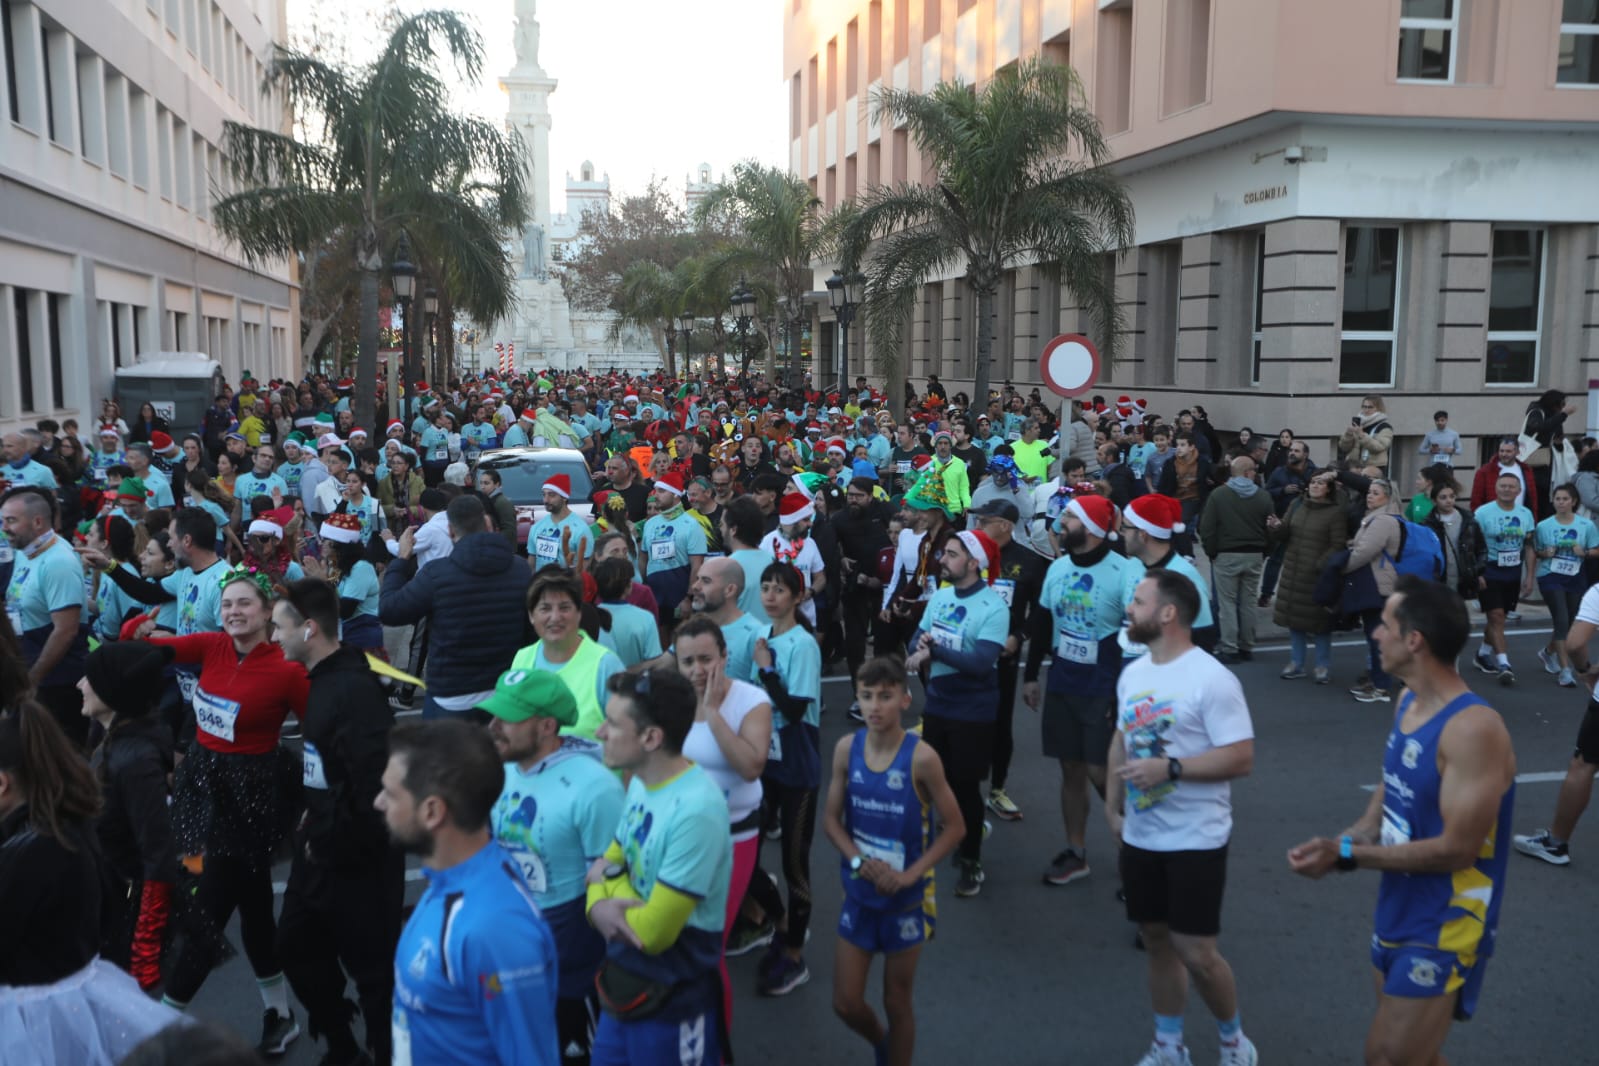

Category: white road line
[273, 867, 426, 895]
[1361, 770, 1568, 792]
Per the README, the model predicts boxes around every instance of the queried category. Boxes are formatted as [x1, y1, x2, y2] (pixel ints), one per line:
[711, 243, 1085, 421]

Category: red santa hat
[386, 420, 406, 436]
[150, 431, 177, 455]
[954, 529, 1000, 583]
[910, 454, 934, 472]
[825, 438, 848, 457]
[1124, 494, 1185, 540]
[1065, 494, 1118, 540]
[519, 409, 537, 423]
[779, 492, 815, 525]
[319, 512, 364, 544]
[544, 474, 571, 499]
[349, 426, 368, 439]
[654, 471, 685, 496]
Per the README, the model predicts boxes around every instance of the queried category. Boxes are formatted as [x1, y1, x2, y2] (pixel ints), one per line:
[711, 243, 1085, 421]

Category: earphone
[303, 628, 312, 642]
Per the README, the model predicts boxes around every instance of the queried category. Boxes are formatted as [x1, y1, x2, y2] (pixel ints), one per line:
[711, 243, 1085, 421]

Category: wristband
[1336, 834, 1357, 872]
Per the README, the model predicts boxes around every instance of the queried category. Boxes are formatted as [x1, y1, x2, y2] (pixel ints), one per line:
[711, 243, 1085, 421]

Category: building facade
[0, 0, 299, 438]
[785, 0, 1599, 476]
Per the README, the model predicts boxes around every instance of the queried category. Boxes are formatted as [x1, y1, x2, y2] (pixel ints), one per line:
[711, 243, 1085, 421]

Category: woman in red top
[149, 565, 308, 1054]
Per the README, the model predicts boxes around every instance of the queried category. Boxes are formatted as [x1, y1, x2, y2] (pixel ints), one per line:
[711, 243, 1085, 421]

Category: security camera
[1283, 145, 1305, 164]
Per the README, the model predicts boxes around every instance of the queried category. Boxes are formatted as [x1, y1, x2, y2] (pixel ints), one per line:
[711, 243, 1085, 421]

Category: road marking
[274, 867, 426, 895]
[1361, 770, 1567, 792]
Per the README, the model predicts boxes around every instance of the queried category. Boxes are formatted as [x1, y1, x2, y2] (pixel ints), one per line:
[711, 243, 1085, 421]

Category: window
[1162, 0, 1211, 115]
[129, 89, 150, 187]
[46, 293, 62, 409]
[39, 26, 54, 141]
[1096, 4, 1134, 134]
[1560, 0, 1599, 85]
[1485, 229, 1544, 385]
[1250, 233, 1265, 385]
[2, 0, 18, 124]
[15, 289, 34, 413]
[1340, 226, 1400, 387]
[157, 106, 173, 199]
[1397, 0, 1457, 81]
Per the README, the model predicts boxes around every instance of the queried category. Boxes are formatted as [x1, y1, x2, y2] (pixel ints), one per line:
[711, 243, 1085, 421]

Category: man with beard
[929, 430, 972, 518]
[484, 668, 625, 1066]
[2, 488, 88, 744]
[888, 423, 929, 498]
[1111, 570, 1257, 1066]
[950, 417, 987, 485]
[1120, 495, 1217, 653]
[603, 454, 652, 525]
[380, 720, 561, 1066]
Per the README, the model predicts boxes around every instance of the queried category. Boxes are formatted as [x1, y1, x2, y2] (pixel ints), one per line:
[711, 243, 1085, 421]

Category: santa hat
[247, 514, 286, 539]
[955, 529, 1000, 583]
[779, 492, 815, 525]
[319, 512, 364, 544]
[519, 409, 537, 423]
[99, 424, 121, 438]
[150, 431, 179, 456]
[349, 427, 368, 440]
[1124, 494, 1185, 540]
[337, 378, 355, 391]
[825, 438, 847, 457]
[1065, 494, 1118, 540]
[386, 419, 406, 437]
[654, 471, 685, 496]
[1132, 397, 1149, 415]
[544, 474, 572, 499]
[910, 454, 934, 472]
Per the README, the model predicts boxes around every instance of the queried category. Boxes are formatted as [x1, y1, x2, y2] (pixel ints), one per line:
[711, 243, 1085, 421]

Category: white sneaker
[1538, 647, 1560, 675]
[1133, 1043, 1193, 1066]
[1219, 1036, 1259, 1066]
[1559, 667, 1578, 688]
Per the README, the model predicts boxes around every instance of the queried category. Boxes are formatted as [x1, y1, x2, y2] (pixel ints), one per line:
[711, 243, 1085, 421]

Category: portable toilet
[113, 352, 225, 437]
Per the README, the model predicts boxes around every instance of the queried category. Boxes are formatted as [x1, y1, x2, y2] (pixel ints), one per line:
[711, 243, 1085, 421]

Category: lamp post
[826, 269, 865, 395]
[423, 287, 439, 387]
[677, 311, 695, 378]
[390, 233, 416, 420]
[729, 280, 756, 380]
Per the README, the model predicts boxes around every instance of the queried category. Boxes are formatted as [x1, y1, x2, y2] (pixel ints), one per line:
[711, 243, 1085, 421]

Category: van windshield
[488, 457, 594, 504]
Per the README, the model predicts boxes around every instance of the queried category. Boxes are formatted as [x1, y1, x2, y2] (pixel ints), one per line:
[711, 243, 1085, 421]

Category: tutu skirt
[0, 958, 187, 1065]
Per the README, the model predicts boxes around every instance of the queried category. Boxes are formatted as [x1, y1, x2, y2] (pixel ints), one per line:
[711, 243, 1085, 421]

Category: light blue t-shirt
[722, 612, 764, 683]
[916, 582, 1009, 721]
[1473, 502, 1535, 580]
[192, 498, 232, 536]
[493, 740, 625, 911]
[6, 533, 86, 634]
[338, 559, 381, 618]
[233, 471, 288, 520]
[764, 624, 822, 728]
[598, 600, 663, 666]
[93, 560, 141, 640]
[1126, 442, 1156, 478]
[1534, 514, 1598, 584]
[161, 559, 229, 637]
[419, 425, 451, 463]
[501, 423, 531, 449]
[1158, 552, 1214, 630]
[276, 460, 305, 497]
[641, 511, 708, 575]
[461, 421, 498, 458]
[1039, 550, 1146, 697]
[729, 548, 772, 622]
[6, 459, 57, 489]
[529, 512, 593, 572]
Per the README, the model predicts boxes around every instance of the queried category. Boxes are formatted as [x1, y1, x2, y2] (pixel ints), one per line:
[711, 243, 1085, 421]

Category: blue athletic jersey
[1154, 552, 1214, 629]
[1534, 514, 1598, 585]
[492, 739, 624, 998]
[1472, 502, 1534, 581]
[93, 561, 141, 640]
[529, 512, 593, 572]
[276, 461, 304, 497]
[393, 841, 560, 1066]
[728, 549, 773, 623]
[842, 730, 934, 916]
[1374, 691, 1514, 961]
[141, 469, 175, 508]
[597, 601, 662, 666]
[337, 560, 381, 618]
[641, 512, 707, 575]
[1126, 442, 1155, 478]
[501, 424, 531, 449]
[1039, 550, 1146, 696]
[462, 422, 498, 456]
[232, 471, 288, 520]
[765, 624, 822, 727]
[916, 583, 1008, 722]
[6, 533, 86, 633]
[419, 426, 451, 463]
[721, 613, 764, 683]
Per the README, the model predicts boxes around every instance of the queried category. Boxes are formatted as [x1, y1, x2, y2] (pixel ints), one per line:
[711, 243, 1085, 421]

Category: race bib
[1055, 630, 1097, 664]
[768, 729, 782, 761]
[896, 460, 911, 475]
[650, 536, 675, 562]
[177, 671, 199, 704]
[1496, 548, 1522, 569]
[1552, 555, 1581, 577]
[302, 741, 328, 790]
[508, 844, 548, 894]
[853, 831, 906, 871]
[928, 622, 963, 652]
[1381, 807, 1412, 847]
[535, 534, 560, 561]
[992, 580, 1015, 608]
[193, 687, 241, 743]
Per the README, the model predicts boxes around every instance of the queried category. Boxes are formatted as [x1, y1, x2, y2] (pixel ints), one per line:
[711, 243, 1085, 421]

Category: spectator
[1198, 457, 1273, 664]
[1424, 481, 1484, 604]
[1097, 442, 1141, 508]
[1337, 395, 1394, 475]
[1262, 429, 1295, 479]
[1344, 478, 1404, 704]
[1469, 437, 1539, 519]
[1270, 472, 1346, 684]
[1156, 432, 1212, 553]
[1520, 388, 1580, 507]
[1418, 410, 1461, 468]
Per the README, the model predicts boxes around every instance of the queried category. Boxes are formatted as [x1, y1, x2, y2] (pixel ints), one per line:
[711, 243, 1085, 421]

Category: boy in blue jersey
[1290, 577, 1516, 1066]
[586, 667, 732, 1066]
[1471, 473, 1535, 684]
[822, 656, 964, 1066]
[485, 668, 625, 1065]
[380, 719, 561, 1066]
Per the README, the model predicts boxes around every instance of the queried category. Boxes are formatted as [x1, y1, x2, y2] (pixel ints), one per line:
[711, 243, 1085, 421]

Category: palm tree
[838, 57, 1135, 410]
[213, 10, 529, 430]
[613, 261, 689, 378]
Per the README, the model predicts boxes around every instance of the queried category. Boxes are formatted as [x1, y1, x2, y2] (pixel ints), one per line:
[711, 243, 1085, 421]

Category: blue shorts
[1370, 939, 1489, 1021]
[838, 897, 932, 955]
[591, 1008, 720, 1066]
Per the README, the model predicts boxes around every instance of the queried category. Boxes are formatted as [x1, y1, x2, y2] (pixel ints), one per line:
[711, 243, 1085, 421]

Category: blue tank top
[841, 730, 931, 912]
[1374, 690, 1514, 959]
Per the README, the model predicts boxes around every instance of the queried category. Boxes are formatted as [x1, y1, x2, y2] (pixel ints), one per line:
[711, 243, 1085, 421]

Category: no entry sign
[1039, 334, 1101, 399]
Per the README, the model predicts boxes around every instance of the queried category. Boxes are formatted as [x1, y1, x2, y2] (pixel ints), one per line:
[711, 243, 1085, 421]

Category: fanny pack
[595, 959, 678, 1020]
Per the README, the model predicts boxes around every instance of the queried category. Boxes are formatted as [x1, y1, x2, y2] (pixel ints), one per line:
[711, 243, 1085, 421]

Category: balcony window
[1485, 229, 1544, 386]
[1340, 226, 1400, 387]
[1559, 0, 1599, 85]
[1397, 0, 1457, 82]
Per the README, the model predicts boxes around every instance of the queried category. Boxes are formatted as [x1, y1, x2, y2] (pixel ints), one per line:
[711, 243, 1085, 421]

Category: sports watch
[849, 855, 865, 876]
[1336, 835, 1358, 872]
[1167, 758, 1183, 782]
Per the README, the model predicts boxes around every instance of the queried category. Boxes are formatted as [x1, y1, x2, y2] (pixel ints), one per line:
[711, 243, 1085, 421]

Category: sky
[290, 0, 790, 211]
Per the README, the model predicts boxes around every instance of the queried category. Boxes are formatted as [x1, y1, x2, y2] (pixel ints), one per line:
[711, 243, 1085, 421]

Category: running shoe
[757, 953, 810, 996]
[1312, 668, 1330, 685]
[955, 860, 984, 897]
[1513, 830, 1571, 866]
[1507, 610, 1522, 622]
[1498, 664, 1516, 687]
[1218, 1036, 1259, 1066]
[258, 1008, 300, 1057]
[987, 788, 1023, 820]
[1348, 680, 1374, 696]
[1473, 650, 1498, 676]
[1538, 647, 1561, 675]
[1043, 849, 1089, 886]
[1133, 1043, 1193, 1066]
[725, 919, 775, 957]
[1559, 667, 1577, 688]
[1352, 684, 1391, 704]
[1279, 664, 1306, 680]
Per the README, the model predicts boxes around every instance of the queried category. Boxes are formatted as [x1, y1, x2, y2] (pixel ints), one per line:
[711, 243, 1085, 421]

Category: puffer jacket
[1338, 417, 1394, 473]
[379, 531, 533, 698]
[1425, 506, 1486, 599]
[1345, 508, 1404, 598]
[1271, 491, 1349, 634]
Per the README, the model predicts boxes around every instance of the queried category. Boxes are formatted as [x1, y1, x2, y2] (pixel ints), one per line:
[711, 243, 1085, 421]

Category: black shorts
[1576, 700, 1599, 766]
[1119, 843, 1229, 937]
[920, 714, 994, 783]
[1042, 690, 1115, 766]
[1478, 579, 1520, 614]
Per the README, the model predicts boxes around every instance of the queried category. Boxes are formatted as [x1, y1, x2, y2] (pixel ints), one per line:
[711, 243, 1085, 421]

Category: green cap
[477, 667, 578, 726]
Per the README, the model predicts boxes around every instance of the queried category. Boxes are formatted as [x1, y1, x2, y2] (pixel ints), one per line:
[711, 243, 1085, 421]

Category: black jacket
[300, 645, 395, 871]
[379, 531, 532, 698]
[92, 715, 178, 885]
[1101, 461, 1144, 509]
[0, 806, 102, 985]
[994, 538, 1049, 659]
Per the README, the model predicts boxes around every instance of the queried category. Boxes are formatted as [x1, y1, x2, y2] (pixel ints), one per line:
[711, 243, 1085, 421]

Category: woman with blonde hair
[1337, 396, 1394, 475]
[1343, 478, 1403, 703]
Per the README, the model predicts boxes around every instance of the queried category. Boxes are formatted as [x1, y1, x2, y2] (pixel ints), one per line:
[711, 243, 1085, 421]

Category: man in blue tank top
[822, 656, 964, 1066]
[1290, 576, 1516, 1065]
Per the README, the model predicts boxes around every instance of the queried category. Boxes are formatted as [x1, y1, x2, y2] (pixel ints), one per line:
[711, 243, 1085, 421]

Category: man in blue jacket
[379, 495, 532, 719]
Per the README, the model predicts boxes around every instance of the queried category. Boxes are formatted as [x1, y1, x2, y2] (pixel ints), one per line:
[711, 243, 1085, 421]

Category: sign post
[1039, 333, 1102, 450]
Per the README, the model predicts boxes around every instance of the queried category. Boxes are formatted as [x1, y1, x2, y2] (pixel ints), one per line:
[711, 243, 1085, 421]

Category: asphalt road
[182, 620, 1594, 1065]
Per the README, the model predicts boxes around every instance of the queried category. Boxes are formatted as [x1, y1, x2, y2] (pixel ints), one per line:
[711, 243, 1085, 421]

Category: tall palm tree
[213, 10, 528, 430]
[838, 57, 1135, 409]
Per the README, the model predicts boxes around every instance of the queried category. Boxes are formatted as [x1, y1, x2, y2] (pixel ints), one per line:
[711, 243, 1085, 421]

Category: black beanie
[84, 642, 175, 719]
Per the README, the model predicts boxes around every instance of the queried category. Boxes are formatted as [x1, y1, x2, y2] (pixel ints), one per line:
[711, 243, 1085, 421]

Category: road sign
[1039, 334, 1101, 399]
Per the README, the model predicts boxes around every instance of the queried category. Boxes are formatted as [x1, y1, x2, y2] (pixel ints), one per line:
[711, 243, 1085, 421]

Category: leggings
[166, 854, 281, 1003]
[745, 782, 817, 951]
[719, 834, 759, 1028]
[1542, 580, 1586, 646]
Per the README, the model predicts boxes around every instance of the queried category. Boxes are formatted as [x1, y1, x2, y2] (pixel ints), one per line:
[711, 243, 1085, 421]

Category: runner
[1470, 473, 1534, 686]
[1289, 576, 1516, 1066]
[381, 719, 561, 1066]
[1119, 494, 1217, 651]
[511, 571, 625, 739]
[904, 529, 1007, 896]
[759, 492, 827, 626]
[484, 668, 625, 1066]
[586, 668, 732, 1066]
[1109, 570, 1258, 1066]
[530, 474, 594, 573]
[639, 471, 707, 631]
[723, 497, 775, 624]
[3, 488, 89, 746]
[822, 655, 964, 1066]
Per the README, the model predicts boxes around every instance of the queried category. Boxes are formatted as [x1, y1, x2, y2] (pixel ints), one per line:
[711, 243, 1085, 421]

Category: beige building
[0, 0, 298, 439]
[785, 0, 1599, 475]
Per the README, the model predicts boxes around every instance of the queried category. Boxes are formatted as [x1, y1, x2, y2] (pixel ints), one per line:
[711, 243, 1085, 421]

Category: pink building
[785, 0, 1599, 477]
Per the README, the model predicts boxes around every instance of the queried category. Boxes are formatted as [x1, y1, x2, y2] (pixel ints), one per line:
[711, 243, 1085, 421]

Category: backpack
[1384, 514, 1445, 581]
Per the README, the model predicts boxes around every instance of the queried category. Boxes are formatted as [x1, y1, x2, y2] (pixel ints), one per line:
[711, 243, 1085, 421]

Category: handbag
[1313, 550, 1350, 608]
[1517, 412, 1541, 464]
[1340, 563, 1384, 614]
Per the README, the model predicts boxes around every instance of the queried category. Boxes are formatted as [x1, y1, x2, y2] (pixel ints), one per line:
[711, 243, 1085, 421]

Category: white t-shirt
[759, 530, 825, 626]
[1114, 647, 1255, 852]
[682, 678, 769, 840]
[1575, 584, 1599, 627]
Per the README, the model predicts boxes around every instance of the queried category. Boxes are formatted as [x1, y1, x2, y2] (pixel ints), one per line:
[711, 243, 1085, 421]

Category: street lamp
[729, 280, 756, 380]
[390, 232, 416, 419]
[826, 269, 865, 395]
[677, 311, 695, 377]
[423, 287, 439, 387]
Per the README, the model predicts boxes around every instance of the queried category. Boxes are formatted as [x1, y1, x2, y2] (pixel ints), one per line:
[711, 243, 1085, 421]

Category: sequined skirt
[0, 958, 187, 1064]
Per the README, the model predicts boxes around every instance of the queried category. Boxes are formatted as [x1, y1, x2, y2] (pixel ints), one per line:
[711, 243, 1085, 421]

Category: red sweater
[151, 633, 308, 755]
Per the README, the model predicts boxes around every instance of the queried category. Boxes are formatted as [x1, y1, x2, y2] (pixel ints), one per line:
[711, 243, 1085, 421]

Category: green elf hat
[903, 465, 953, 517]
